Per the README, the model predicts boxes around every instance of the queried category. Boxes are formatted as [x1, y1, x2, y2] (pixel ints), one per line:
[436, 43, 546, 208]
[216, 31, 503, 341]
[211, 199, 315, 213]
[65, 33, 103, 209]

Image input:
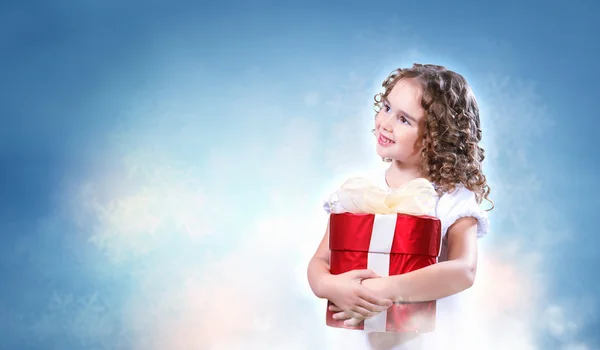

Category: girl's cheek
[375, 117, 385, 130]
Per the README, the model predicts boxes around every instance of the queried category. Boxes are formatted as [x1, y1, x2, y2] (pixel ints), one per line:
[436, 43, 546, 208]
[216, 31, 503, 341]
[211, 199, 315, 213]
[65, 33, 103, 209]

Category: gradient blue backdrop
[1, 0, 598, 349]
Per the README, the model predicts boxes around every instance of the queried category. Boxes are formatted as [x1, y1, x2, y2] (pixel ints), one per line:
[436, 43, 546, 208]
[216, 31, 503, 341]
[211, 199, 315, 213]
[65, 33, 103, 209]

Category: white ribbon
[324, 177, 437, 216]
[364, 214, 397, 332]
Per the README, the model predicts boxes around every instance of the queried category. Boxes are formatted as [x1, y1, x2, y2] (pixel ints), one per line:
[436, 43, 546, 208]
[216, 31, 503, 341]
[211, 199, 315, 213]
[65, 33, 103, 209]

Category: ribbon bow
[324, 177, 437, 216]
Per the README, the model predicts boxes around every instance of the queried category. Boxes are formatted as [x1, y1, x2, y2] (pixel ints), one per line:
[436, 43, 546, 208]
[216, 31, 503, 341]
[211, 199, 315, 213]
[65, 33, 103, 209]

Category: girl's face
[374, 78, 427, 167]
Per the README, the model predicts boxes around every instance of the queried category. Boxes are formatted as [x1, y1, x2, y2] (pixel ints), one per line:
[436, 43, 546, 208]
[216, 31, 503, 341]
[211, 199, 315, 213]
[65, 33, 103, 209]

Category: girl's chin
[375, 150, 395, 160]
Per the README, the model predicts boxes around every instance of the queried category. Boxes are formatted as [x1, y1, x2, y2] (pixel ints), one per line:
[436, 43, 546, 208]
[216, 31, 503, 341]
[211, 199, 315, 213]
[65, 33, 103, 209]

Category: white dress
[327, 169, 490, 350]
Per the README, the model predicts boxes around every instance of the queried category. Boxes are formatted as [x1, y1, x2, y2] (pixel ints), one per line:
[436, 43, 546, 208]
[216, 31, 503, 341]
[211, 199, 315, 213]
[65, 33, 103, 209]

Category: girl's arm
[362, 216, 479, 303]
[306, 224, 334, 298]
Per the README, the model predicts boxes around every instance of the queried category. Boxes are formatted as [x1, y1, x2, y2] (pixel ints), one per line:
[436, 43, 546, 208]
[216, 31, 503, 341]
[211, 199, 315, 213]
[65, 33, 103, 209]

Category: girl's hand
[329, 277, 393, 326]
[324, 269, 393, 320]
[361, 276, 392, 300]
[329, 304, 369, 327]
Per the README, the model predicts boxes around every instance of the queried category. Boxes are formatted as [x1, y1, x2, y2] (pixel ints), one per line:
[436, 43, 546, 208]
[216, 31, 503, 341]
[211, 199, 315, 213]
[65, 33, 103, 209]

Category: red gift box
[326, 212, 442, 333]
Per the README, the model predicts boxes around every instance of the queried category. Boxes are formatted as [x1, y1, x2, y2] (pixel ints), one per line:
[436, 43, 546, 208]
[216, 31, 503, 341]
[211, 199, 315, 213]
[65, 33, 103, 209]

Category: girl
[307, 63, 493, 349]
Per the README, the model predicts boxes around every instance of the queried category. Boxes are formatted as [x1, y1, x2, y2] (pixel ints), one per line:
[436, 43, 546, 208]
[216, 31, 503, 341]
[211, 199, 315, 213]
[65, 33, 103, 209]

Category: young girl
[307, 63, 493, 349]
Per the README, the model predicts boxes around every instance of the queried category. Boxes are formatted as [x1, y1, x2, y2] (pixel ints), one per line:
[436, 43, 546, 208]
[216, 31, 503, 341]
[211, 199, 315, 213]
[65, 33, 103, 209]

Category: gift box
[323, 177, 442, 333]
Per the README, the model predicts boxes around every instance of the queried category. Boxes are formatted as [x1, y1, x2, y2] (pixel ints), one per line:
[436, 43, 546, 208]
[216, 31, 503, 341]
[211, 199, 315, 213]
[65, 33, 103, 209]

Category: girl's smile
[378, 134, 395, 146]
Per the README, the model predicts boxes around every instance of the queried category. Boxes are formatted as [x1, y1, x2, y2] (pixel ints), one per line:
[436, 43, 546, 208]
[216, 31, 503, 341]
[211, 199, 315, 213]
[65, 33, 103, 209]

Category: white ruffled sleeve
[436, 186, 490, 238]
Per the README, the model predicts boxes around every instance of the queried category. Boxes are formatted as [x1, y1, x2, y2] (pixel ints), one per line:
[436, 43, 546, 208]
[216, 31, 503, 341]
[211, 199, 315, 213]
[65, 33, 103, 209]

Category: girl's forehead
[390, 78, 422, 100]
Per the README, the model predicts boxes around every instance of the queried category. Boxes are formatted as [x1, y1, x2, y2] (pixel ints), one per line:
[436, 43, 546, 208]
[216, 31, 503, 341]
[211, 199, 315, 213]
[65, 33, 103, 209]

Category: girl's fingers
[328, 305, 343, 312]
[344, 317, 364, 327]
[333, 307, 369, 320]
[332, 311, 351, 320]
[351, 306, 374, 318]
[358, 299, 391, 314]
[357, 289, 393, 309]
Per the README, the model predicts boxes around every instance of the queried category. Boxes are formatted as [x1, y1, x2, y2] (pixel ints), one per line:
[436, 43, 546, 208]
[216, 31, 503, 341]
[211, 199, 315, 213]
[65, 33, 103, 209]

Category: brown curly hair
[374, 63, 493, 210]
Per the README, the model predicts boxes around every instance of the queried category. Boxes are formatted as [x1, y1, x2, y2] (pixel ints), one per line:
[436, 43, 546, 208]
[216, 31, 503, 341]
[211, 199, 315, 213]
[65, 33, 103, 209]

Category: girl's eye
[382, 102, 410, 125]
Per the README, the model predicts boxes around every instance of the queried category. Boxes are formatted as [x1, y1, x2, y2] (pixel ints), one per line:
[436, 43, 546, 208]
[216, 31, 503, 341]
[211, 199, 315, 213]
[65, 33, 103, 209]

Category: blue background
[1, 0, 598, 349]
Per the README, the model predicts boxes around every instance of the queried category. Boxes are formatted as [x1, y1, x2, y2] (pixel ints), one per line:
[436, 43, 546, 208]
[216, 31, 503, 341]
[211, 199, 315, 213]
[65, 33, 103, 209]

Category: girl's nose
[380, 114, 394, 131]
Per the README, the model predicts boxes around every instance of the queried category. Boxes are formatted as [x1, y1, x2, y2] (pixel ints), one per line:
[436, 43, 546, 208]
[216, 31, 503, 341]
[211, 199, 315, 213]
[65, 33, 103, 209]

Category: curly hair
[374, 63, 493, 210]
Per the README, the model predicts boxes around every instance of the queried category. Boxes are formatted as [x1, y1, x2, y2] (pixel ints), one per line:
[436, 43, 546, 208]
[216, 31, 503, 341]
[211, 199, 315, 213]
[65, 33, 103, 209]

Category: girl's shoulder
[436, 185, 490, 238]
[437, 184, 476, 205]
